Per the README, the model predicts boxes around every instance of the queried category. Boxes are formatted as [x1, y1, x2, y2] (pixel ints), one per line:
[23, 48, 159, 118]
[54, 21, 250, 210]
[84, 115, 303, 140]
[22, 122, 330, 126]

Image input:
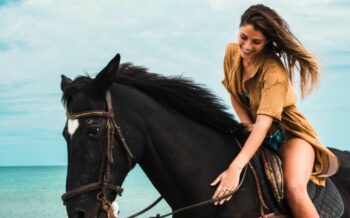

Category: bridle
[61, 90, 135, 218]
[61, 90, 250, 218]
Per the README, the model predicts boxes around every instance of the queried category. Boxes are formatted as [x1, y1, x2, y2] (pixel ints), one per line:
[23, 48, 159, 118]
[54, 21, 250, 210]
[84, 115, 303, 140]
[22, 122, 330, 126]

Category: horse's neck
[113, 85, 240, 209]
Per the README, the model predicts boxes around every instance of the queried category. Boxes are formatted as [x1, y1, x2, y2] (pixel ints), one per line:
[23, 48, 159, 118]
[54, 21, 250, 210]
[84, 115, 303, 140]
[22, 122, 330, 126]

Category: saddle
[251, 146, 344, 218]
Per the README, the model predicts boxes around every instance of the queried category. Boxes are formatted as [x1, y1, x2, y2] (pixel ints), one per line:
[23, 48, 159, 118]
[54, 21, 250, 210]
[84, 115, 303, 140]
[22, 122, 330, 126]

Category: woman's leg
[278, 138, 319, 218]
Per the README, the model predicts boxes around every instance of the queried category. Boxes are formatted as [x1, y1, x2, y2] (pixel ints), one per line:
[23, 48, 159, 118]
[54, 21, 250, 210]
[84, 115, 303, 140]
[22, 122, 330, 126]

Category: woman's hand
[210, 165, 243, 205]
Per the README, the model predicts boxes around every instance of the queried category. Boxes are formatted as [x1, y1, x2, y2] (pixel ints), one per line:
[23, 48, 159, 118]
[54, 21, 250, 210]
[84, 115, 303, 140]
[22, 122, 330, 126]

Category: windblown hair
[241, 4, 319, 97]
[62, 63, 247, 137]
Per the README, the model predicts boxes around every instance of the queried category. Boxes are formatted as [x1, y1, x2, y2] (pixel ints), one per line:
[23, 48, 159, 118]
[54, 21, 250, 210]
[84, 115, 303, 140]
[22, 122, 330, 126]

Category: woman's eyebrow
[240, 33, 264, 42]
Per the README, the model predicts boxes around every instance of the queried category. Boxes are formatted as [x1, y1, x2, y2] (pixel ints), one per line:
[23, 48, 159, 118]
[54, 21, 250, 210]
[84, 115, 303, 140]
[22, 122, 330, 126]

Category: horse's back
[329, 148, 350, 218]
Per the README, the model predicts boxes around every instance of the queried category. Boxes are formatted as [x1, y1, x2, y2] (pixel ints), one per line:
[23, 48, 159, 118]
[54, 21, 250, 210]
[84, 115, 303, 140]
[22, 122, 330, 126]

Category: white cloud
[137, 30, 186, 40]
[208, 0, 249, 12]
[208, 0, 342, 12]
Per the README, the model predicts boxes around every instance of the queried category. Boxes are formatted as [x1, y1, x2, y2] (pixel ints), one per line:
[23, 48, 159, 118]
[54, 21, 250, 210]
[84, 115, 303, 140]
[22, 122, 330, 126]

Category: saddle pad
[308, 179, 344, 218]
[252, 148, 344, 218]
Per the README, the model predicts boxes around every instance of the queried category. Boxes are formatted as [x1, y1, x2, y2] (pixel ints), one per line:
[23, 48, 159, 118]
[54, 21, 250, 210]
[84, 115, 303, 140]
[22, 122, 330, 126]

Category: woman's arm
[230, 94, 254, 129]
[230, 114, 272, 169]
[211, 114, 273, 204]
[230, 92, 274, 166]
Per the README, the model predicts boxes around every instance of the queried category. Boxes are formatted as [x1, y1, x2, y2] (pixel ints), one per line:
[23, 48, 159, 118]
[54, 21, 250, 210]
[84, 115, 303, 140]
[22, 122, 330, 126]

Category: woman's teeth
[243, 49, 253, 54]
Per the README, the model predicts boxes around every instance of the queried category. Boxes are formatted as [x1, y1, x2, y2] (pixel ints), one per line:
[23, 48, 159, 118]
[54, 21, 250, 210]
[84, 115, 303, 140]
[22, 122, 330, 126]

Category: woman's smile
[240, 46, 256, 57]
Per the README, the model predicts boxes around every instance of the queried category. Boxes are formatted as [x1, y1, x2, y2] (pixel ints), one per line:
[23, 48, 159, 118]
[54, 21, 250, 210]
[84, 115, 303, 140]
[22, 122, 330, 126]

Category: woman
[210, 4, 339, 217]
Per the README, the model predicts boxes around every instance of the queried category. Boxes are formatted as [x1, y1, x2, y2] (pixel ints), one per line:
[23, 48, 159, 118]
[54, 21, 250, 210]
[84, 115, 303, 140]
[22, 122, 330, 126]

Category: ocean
[0, 166, 170, 218]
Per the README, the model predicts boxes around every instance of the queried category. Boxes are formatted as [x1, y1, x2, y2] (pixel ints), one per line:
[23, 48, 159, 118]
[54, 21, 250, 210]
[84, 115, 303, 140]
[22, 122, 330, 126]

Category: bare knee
[284, 178, 319, 217]
[284, 180, 308, 202]
[280, 137, 315, 202]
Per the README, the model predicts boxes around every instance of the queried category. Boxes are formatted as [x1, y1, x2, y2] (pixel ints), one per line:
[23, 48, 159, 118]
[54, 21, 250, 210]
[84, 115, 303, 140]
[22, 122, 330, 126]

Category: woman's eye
[240, 35, 247, 40]
[253, 41, 262, 45]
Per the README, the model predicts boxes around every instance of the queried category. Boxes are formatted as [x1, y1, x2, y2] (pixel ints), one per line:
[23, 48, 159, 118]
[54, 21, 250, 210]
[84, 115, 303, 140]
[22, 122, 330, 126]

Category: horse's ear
[92, 53, 121, 94]
[61, 74, 72, 92]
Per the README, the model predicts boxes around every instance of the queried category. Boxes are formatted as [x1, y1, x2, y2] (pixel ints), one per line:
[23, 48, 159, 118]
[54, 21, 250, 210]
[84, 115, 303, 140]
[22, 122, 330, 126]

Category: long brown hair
[240, 4, 319, 98]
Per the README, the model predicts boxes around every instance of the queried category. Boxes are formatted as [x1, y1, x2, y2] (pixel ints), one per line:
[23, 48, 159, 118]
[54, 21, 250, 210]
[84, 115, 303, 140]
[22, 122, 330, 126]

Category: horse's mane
[62, 63, 247, 137]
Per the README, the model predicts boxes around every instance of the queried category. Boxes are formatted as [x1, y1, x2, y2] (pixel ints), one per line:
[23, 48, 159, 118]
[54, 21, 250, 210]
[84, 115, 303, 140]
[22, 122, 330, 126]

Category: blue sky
[0, 0, 349, 166]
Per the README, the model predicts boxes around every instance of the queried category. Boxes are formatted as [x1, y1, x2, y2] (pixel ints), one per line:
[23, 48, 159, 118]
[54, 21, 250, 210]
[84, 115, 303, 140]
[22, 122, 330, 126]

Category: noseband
[61, 91, 135, 218]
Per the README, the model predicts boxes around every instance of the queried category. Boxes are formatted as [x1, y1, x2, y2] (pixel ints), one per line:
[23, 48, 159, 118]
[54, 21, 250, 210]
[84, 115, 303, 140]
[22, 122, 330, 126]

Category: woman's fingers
[211, 175, 223, 205]
[214, 186, 225, 205]
[226, 195, 232, 202]
[213, 186, 233, 205]
[219, 189, 232, 205]
[211, 168, 240, 205]
[212, 185, 222, 200]
[210, 174, 222, 186]
[217, 189, 226, 205]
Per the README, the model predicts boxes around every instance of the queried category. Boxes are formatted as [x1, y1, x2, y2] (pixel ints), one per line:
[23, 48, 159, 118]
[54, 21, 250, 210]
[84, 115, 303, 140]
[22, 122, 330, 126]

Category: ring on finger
[224, 189, 231, 193]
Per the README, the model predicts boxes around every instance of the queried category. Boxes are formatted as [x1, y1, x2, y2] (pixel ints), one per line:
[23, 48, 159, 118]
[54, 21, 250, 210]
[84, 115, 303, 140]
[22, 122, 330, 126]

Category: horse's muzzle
[67, 202, 119, 218]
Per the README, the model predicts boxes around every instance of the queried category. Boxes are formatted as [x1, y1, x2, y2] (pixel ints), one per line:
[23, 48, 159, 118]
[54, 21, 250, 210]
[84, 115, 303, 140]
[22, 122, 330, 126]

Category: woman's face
[238, 24, 267, 61]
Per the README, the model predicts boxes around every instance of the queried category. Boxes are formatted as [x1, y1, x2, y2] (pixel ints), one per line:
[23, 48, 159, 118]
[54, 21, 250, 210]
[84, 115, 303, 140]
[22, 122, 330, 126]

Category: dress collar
[230, 44, 271, 104]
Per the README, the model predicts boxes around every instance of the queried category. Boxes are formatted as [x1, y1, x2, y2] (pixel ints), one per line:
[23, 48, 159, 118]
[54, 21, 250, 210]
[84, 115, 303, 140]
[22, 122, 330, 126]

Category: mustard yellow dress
[221, 43, 339, 186]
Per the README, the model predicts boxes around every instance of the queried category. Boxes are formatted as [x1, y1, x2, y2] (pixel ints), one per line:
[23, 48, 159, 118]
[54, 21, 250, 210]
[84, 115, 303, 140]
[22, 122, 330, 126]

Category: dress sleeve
[221, 44, 235, 95]
[256, 62, 288, 121]
[221, 79, 232, 95]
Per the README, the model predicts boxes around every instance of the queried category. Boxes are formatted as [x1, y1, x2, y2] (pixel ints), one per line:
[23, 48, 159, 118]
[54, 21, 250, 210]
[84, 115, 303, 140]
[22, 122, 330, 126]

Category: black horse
[60, 54, 350, 218]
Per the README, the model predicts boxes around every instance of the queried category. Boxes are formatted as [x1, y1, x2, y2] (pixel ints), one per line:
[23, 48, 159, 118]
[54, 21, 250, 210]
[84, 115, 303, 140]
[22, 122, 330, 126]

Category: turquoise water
[0, 166, 170, 218]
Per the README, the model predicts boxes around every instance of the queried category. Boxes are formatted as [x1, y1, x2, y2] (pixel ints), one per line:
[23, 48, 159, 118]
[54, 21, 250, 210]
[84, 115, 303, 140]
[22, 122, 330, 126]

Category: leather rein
[61, 90, 249, 218]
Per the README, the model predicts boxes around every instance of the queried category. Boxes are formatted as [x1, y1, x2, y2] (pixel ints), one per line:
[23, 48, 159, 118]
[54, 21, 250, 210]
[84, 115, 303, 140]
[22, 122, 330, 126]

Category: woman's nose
[243, 42, 253, 51]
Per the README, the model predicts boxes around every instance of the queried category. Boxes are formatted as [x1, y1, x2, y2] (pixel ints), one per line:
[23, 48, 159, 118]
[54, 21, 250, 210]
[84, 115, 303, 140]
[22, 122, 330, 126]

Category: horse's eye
[85, 119, 94, 125]
[87, 127, 101, 137]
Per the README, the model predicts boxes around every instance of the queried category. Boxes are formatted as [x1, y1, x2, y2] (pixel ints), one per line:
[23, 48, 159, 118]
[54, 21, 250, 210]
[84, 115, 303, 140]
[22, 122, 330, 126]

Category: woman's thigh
[278, 138, 315, 186]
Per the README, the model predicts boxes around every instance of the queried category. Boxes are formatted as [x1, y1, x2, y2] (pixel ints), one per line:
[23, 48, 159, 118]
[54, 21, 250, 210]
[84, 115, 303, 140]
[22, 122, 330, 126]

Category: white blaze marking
[112, 201, 119, 217]
[68, 119, 79, 137]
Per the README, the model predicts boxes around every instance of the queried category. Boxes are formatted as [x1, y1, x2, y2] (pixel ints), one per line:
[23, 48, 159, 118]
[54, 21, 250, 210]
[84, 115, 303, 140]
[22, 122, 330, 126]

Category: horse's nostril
[73, 211, 85, 218]
[98, 210, 109, 218]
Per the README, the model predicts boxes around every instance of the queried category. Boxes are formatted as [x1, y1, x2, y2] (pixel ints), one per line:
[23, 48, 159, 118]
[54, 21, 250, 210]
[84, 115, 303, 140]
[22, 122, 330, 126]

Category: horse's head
[61, 54, 135, 218]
